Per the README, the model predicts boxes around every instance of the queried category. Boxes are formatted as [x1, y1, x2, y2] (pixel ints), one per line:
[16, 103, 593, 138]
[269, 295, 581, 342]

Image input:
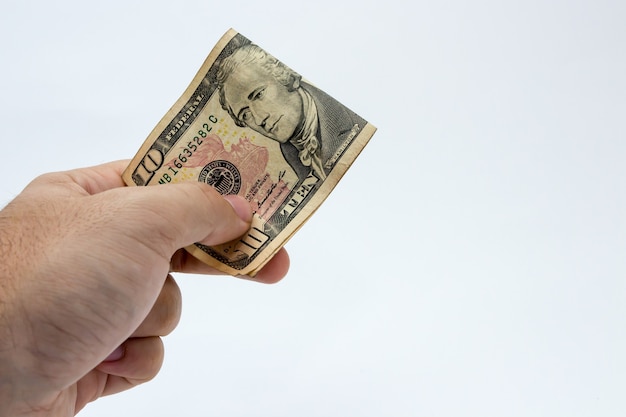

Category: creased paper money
[123, 29, 376, 276]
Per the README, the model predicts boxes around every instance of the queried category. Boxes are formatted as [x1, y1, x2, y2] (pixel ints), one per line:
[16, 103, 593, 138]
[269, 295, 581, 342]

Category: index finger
[170, 246, 290, 284]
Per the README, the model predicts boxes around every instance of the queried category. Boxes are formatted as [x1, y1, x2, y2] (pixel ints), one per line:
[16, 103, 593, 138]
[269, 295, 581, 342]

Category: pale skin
[0, 160, 290, 416]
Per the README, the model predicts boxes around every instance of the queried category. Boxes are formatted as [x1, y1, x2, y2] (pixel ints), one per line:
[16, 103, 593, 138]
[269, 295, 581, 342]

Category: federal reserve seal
[198, 160, 241, 195]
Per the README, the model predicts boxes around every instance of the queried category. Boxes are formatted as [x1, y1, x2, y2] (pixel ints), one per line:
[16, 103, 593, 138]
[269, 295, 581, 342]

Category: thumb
[104, 182, 252, 260]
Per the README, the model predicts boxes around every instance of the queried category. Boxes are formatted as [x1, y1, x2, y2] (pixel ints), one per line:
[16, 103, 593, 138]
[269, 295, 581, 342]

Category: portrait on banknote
[215, 43, 367, 182]
[123, 29, 376, 276]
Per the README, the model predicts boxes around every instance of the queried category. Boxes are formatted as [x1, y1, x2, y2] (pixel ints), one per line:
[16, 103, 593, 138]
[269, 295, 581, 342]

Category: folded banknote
[123, 29, 376, 276]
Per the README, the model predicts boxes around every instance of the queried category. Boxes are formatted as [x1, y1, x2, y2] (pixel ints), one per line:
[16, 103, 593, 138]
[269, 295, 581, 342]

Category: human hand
[0, 160, 289, 416]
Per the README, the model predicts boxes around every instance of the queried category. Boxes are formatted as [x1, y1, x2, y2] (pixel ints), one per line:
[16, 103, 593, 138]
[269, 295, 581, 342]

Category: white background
[1, 1, 625, 416]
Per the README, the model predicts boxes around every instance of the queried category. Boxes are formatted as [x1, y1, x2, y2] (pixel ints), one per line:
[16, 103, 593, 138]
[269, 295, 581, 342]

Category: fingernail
[223, 195, 252, 222]
[103, 345, 125, 362]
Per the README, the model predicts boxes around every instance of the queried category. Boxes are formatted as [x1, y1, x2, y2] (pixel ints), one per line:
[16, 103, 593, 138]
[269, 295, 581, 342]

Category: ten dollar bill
[122, 29, 376, 276]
